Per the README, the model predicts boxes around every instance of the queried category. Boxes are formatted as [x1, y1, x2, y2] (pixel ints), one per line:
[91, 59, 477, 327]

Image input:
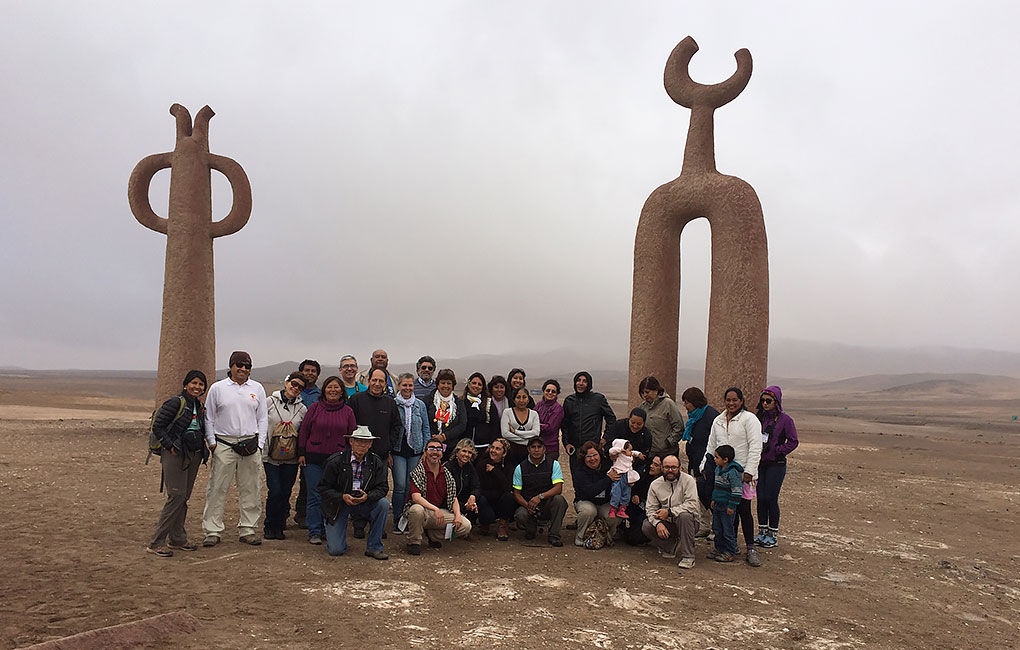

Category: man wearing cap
[318, 425, 390, 560]
[413, 355, 437, 400]
[201, 351, 268, 547]
[513, 437, 568, 547]
[355, 349, 396, 397]
[403, 436, 472, 555]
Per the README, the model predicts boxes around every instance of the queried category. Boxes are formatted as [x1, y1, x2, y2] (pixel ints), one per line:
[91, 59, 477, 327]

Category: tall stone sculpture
[628, 37, 768, 408]
[128, 104, 252, 405]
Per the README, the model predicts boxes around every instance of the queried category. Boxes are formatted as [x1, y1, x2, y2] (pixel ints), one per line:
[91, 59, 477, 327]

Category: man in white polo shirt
[201, 350, 268, 547]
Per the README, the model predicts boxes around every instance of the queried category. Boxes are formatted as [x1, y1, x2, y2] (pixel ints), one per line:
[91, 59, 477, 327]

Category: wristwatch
[539, 494, 545, 501]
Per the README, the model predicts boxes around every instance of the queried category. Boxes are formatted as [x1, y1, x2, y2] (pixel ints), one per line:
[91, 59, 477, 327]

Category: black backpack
[145, 397, 186, 465]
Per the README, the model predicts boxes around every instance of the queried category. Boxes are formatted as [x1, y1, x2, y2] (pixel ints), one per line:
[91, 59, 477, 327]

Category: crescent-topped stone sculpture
[628, 37, 768, 408]
[128, 104, 252, 405]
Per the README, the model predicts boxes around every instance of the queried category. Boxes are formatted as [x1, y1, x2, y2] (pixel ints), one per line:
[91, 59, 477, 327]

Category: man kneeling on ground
[318, 426, 390, 560]
[404, 437, 472, 555]
[513, 437, 568, 547]
[641, 454, 700, 569]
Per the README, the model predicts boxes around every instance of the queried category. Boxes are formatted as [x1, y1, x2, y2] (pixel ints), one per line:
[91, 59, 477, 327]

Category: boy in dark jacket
[318, 426, 390, 560]
[708, 444, 743, 562]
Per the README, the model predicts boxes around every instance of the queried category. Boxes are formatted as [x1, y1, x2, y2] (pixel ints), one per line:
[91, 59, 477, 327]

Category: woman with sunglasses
[262, 371, 308, 540]
[535, 379, 564, 461]
[754, 386, 798, 549]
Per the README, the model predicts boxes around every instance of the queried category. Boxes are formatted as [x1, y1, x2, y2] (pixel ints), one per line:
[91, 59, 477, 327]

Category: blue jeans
[610, 478, 631, 508]
[263, 462, 299, 534]
[756, 463, 787, 528]
[325, 497, 390, 555]
[712, 502, 737, 556]
[391, 454, 420, 528]
[303, 462, 325, 537]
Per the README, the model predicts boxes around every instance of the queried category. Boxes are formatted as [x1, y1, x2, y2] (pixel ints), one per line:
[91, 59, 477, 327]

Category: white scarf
[395, 392, 416, 442]
[433, 390, 457, 430]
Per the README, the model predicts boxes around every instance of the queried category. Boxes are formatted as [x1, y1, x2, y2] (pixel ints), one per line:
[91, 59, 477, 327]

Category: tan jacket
[644, 472, 700, 521]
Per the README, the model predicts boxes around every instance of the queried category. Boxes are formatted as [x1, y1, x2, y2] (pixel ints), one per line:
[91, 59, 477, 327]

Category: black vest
[519, 456, 556, 501]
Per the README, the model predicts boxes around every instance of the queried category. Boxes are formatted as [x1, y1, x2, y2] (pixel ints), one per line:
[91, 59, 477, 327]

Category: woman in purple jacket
[298, 376, 357, 545]
[535, 379, 564, 461]
[754, 385, 798, 548]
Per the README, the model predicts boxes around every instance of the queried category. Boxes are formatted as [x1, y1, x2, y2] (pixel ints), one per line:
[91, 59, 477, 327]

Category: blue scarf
[681, 405, 707, 441]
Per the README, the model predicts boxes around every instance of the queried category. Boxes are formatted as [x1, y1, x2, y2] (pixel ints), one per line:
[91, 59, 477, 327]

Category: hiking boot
[202, 536, 220, 547]
[758, 535, 778, 548]
[753, 533, 768, 546]
[548, 535, 564, 547]
[167, 542, 197, 551]
[746, 547, 762, 567]
[427, 539, 443, 549]
[706, 549, 723, 561]
[407, 544, 421, 556]
[308, 534, 323, 545]
[364, 549, 389, 561]
[146, 546, 173, 557]
[239, 535, 262, 546]
[353, 522, 366, 539]
[677, 557, 696, 570]
[715, 552, 735, 563]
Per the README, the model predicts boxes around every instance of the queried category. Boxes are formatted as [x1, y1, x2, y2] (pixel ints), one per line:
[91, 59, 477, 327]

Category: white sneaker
[677, 557, 695, 570]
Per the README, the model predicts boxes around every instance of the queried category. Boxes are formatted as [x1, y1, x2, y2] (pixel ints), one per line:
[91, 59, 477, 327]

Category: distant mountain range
[3, 339, 1019, 382]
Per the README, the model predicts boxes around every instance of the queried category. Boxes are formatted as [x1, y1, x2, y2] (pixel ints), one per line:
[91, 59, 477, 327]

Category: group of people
[147, 349, 799, 570]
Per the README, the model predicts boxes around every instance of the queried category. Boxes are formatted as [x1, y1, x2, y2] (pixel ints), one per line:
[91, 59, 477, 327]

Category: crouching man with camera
[318, 425, 390, 560]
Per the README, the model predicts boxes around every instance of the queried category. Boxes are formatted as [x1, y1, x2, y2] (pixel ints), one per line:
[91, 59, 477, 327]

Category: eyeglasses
[288, 380, 305, 389]
[662, 465, 680, 470]
[584, 453, 600, 459]
[419, 365, 434, 371]
[234, 362, 252, 369]
[761, 397, 774, 404]
[340, 364, 357, 369]
[426, 446, 443, 452]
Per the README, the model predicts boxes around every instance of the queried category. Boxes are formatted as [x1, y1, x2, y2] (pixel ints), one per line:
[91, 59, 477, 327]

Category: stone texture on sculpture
[128, 104, 252, 405]
[628, 37, 769, 408]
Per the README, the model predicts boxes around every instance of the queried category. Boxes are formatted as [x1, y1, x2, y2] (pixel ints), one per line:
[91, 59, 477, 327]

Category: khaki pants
[573, 500, 621, 546]
[405, 503, 472, 545]
[641, 511, 698, 560]
[202, 438, 263, 538]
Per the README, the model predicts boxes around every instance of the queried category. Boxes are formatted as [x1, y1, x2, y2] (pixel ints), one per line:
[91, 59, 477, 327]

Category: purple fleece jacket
[757, 385, 799, 464]
[535, 398, 564, 450]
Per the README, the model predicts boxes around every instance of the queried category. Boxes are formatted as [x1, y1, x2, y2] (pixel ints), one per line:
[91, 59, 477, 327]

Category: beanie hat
[229, 350, 252, 367]
[182, 369, 208, 393]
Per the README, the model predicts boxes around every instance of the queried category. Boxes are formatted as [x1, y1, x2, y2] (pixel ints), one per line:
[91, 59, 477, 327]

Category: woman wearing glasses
[535, 379, 564, 462]
[262, 372, 308, 540]
[754, 386, 798, 549]
[570, 441, 620, 547]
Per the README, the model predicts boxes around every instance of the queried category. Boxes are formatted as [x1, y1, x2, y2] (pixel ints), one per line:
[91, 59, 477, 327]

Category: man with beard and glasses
[641, 455, 700, 570]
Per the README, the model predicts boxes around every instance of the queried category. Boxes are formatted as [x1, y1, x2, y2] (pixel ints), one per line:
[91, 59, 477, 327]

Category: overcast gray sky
[2, 2, 1018, 370]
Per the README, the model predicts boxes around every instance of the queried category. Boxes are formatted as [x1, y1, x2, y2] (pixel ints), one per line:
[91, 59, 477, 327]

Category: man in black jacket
[318, 426, 390, 560]
[561, 371, 616, 476]
[347, 368, 402, 538]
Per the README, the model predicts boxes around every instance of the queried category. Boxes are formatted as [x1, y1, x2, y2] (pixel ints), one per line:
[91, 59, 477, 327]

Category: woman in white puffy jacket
[700, 387, 762, 567]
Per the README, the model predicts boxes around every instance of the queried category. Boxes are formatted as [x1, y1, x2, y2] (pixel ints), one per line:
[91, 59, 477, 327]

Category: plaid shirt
[351, 456, 365, 491]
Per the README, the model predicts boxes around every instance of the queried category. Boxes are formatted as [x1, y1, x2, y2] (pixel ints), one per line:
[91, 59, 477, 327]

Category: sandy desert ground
[1, 371, 1018, 649]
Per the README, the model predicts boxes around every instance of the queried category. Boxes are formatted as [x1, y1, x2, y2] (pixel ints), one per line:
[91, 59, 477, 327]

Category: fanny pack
[216, 435, 259, 457]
